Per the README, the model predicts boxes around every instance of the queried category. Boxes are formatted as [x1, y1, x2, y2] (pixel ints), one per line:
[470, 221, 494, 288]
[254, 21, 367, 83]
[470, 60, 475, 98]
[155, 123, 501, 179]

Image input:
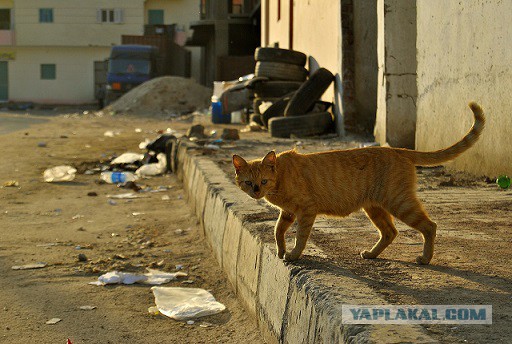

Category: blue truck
[98, 45, 159, 107]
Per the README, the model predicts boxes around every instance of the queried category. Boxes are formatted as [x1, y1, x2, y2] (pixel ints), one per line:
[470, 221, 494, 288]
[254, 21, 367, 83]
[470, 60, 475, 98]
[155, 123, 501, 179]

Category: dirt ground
[0, 111, 263, 344]
[1, 109, 511, 344]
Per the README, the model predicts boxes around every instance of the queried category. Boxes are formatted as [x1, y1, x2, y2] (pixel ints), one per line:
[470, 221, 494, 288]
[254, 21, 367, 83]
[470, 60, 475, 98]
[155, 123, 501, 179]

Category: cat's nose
[253, 185, 260, 193]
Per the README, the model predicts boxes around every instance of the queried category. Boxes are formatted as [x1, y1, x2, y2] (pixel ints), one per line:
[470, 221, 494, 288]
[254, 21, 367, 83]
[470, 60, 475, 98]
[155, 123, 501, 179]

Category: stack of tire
[252, 47, 336, 138]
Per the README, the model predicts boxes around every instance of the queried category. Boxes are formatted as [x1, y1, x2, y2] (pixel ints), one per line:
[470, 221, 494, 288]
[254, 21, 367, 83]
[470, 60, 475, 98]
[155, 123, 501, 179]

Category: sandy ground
[0, 112, 263, 344]
[1, 109, 511, 344]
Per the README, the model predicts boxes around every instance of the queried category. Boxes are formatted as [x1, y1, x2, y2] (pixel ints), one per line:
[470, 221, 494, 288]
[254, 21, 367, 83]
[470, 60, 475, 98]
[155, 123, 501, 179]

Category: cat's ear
[262, 151, 276, 167]
[232, 155, 248, 174]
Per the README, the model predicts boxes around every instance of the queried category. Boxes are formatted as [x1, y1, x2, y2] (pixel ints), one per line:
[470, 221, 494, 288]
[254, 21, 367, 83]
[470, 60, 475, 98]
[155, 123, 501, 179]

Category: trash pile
[105, 76, 212, 117]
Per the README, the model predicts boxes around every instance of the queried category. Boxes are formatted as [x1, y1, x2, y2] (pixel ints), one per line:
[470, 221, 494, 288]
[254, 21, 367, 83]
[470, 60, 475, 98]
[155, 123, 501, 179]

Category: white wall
[416, 0, 512, 176]
[6, 46, 110, 103]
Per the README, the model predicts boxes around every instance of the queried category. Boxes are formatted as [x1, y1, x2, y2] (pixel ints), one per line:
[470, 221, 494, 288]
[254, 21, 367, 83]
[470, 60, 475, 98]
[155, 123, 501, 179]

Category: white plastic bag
[89, 269, 187, 286]
[43, 165, 77, 182]
[151, 287, 226, 320]
[110, 152, 144, 165]
[135, 153, 166, 177]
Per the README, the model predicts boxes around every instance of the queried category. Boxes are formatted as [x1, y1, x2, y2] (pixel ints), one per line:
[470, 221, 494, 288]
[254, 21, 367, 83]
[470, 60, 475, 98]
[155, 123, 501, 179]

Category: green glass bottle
[496, 175, 511, 189]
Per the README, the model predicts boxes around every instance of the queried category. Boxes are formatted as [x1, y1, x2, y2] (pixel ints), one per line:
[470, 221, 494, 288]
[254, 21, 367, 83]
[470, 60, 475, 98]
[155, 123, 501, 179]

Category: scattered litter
[221, 128, 240, 141]
[45, 318, 61, 325]
[104, 130, 120, 137]
[43, 166, 77, 182]
[200, 322, 213, 328]
[135, 153, 167, 177]
[12, 263, 47, 270]
[132, 212, 145, 216]
[187, 320, 195, 325]
[106, 192, 145, 199]
[204, 144, 220, 150]
[37, 243, 58, 248]
[187, 124, 206, 139]
[175, 265, 184, 270]
[89, 269, 187, 286]
[359, 142, 380, 148]
[181, 280, 194, 285]
[77, 254, 88, 262]
[3, 180, 19, 187]
[37, 142, 47, 148]
[148, 306, 160, 315]
[72, 214, 84, 220]
[139, 138, 151, 150]
[135, 128, 142, 133]
[161, 195, 170, 201]
[174, 229, 184, 235]
[496, 175, 510, 189]
[110, 152, 144, 165]
[151, 287, 226, 320]
[79, 306, 96, 311]
[107, 199, 117, 206]
[100, 171, 138, 184]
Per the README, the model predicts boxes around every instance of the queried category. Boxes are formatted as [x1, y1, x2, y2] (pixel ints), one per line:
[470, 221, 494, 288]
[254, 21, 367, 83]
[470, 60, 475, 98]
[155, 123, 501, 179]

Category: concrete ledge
[176, 142, 436, 344]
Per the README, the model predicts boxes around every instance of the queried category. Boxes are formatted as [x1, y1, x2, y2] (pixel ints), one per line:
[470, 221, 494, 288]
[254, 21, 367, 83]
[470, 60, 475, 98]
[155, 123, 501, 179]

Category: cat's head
[232, 151, 277, 199]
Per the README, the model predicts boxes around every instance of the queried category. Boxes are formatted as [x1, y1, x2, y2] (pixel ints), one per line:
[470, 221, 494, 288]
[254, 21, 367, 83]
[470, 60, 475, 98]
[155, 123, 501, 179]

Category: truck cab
[103, 45, 159, 106]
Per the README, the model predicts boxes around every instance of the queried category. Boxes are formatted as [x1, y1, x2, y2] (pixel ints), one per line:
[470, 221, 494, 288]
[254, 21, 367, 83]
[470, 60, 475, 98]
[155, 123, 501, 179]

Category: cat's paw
[415, 255, 431, 265]
[284, 252, 300, 262]
[360, 250, 376, 259]
[277, 250, 285, 259]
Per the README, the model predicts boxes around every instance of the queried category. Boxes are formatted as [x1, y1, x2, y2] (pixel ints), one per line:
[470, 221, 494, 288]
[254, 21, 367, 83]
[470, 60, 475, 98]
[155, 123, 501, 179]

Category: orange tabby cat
[232, 102, 485, 265]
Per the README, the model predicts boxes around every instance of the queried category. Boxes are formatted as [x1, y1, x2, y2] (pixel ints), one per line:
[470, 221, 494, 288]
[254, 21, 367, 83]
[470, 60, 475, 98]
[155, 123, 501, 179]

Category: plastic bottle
[100, 171, 138, 184]
[211, 95, 230, 124]
[496, 175, 510, 189]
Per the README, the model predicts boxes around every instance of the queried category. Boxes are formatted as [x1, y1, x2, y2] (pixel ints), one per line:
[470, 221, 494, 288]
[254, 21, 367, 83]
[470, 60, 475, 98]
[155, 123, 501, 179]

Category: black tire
[255, 61, 308, 82]
[253, 97, 279, 116]
[254, 81, 302, 98]
[250, 113, 264, 126]
[284, 68, 334, 116]
[268, 112, 334, 138]
[260, 92, 295, 128]
[255, 47, 307, 66]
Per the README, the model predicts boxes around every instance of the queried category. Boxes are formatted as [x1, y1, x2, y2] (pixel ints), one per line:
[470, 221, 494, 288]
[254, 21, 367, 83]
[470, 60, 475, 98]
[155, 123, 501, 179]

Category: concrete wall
[3, 46, 109, 103]
[263, 0, 344, 135]
[416, 0, 512, 176]
[374, 0, 417, 148]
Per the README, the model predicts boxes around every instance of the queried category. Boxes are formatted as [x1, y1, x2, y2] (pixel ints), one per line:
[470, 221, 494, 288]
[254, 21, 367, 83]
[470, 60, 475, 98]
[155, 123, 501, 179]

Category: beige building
[263, 0, 510, 177]
[0, 0, 200, 104]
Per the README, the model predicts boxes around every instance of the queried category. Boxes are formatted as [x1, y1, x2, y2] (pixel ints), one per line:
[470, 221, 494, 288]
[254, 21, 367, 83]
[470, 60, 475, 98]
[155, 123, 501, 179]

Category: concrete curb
[176, 142, 436, 344]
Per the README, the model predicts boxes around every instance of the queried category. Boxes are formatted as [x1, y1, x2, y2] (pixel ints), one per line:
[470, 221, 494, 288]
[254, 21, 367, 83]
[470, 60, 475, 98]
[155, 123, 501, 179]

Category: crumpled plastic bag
[43, 165, 77, 182]
[89, 269, 187, 286]
[151, 287, 226, 320]
[110, 152, 144, 165]
[135, 153, 167, 177]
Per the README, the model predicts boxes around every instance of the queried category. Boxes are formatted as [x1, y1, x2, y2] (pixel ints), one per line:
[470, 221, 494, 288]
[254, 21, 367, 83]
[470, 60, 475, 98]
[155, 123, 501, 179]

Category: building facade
[0, 0, 200, 104]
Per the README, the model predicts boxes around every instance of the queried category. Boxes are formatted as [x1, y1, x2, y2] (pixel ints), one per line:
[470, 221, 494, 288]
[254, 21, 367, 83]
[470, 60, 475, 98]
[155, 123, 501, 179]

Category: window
[41, 64, 56, 80]
[148, 9, 164, 25]
[39, 8, 53, 23]
[97, 9, 123, 23]
[0, 9, 11, 30]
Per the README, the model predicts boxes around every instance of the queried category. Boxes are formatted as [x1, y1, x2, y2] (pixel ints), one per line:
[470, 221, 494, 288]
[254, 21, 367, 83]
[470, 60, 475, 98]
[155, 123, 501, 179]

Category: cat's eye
[245, 181, 252, 186]
[261, 179, 268, 185]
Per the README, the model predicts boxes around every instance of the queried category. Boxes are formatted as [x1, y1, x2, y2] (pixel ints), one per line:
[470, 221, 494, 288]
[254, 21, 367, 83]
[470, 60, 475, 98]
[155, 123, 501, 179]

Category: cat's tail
[396, 102, 485, 166]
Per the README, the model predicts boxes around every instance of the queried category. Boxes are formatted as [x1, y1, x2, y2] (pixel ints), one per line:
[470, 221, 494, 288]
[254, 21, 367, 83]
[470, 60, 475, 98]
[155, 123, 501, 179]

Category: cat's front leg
[275, 210, 296, 258]
[284, 214, 316, 261]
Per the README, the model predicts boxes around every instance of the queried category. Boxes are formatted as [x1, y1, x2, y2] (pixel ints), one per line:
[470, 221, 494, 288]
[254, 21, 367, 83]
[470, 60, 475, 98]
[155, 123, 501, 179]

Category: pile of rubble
[105, 76, 211, 117]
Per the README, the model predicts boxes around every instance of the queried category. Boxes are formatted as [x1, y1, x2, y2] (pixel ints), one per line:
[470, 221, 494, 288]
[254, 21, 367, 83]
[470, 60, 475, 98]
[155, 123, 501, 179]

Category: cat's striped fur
[233, 102, 485, 265]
